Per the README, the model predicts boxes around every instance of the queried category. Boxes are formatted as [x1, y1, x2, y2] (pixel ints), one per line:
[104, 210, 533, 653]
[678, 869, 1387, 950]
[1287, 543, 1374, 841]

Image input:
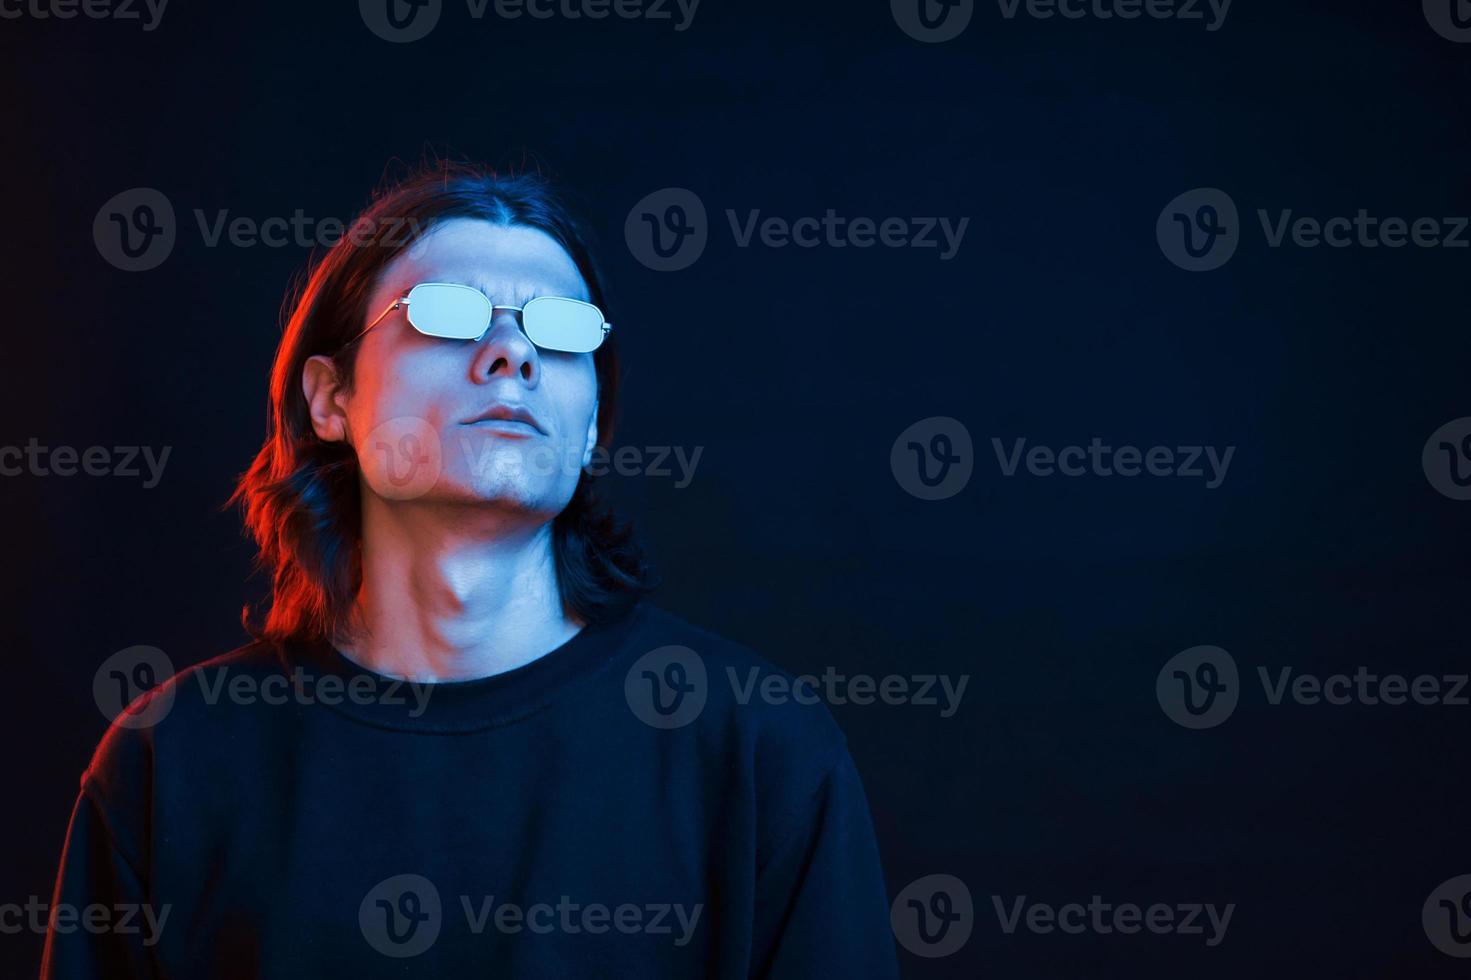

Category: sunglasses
[352, 282, 612, 353]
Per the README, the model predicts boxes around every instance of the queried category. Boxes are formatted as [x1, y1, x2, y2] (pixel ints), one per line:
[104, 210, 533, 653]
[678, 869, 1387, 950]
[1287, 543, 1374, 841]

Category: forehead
[381, 218, 589, 302]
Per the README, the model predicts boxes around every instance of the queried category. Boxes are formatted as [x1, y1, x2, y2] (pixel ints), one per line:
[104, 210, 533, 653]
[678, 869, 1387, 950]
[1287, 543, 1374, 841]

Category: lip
[462, 403, 547, 436]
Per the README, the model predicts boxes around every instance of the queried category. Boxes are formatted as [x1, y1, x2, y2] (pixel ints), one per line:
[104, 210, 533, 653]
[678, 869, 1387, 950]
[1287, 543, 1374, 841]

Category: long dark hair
[229, 161, 653, 646]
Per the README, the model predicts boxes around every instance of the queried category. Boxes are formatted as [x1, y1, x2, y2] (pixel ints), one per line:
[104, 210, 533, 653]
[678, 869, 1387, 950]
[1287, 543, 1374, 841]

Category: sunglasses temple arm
[346, 297, 406, 346]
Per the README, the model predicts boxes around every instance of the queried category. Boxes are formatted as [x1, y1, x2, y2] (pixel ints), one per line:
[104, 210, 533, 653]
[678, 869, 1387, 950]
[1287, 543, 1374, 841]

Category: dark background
[4, 0, 1470, 975]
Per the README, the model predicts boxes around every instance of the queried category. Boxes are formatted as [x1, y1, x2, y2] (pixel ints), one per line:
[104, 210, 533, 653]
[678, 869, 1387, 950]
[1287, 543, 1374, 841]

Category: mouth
[462, 404, 547, 437]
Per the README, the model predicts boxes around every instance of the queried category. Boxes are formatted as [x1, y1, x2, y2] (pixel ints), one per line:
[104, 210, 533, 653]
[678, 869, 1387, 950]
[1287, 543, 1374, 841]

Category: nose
[471, 307, 540, 385]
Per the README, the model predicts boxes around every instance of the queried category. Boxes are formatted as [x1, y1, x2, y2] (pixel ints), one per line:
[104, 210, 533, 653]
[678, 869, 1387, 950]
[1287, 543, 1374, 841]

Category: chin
[436, 468, 565, 515]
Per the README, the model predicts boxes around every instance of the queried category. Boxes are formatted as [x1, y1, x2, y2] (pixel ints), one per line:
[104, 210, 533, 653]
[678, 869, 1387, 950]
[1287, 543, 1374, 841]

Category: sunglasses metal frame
[348, 282, 612, 352]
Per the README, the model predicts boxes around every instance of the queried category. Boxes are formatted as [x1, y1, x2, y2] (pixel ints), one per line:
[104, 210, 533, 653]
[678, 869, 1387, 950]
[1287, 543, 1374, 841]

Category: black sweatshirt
[42, 601, 900, 978]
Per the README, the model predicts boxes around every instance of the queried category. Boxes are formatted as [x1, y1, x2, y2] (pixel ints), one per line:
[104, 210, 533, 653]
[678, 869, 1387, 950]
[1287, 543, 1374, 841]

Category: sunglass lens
[406, 283, 492, 340]
[524, 297, 606, 353]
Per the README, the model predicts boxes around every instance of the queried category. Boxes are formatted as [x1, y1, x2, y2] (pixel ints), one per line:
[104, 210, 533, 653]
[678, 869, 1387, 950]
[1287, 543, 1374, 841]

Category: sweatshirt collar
[288, 600, 649, 733]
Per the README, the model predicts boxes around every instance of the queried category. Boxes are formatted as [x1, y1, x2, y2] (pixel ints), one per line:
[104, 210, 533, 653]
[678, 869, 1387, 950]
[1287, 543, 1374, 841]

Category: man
[43, 164, 899, 977]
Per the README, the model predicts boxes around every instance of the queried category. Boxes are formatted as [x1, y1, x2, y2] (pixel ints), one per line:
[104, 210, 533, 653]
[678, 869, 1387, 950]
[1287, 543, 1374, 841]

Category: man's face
[312, 218, 600, 517]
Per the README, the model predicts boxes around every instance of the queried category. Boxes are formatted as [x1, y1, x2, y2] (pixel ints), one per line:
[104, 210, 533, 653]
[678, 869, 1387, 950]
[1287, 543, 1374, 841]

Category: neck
[334, 494, 583, 682]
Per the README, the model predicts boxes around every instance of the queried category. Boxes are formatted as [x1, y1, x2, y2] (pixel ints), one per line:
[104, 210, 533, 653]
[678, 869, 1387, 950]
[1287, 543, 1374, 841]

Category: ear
[582, 397, 600, 469]
[302, 355, 352, 443]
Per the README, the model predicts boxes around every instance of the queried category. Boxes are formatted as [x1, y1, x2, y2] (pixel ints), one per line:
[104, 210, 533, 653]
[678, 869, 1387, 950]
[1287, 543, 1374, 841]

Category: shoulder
[624, 602, 853, 783]
[81, 639, 289, 801]
[623, 604, 871, 861]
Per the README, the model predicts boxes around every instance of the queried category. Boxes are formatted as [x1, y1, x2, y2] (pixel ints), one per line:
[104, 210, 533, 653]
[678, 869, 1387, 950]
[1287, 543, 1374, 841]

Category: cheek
[547, 359, 599, 444]
[351, 343, 453, 428]
[346, 346, 461, 501]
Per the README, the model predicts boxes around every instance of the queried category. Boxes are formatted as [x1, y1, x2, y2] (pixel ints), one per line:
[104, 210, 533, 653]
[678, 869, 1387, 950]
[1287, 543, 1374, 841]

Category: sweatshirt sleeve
[41, 719, 162, 980]
[40, 783, 159, 978]
[750, 750, 900, 979]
